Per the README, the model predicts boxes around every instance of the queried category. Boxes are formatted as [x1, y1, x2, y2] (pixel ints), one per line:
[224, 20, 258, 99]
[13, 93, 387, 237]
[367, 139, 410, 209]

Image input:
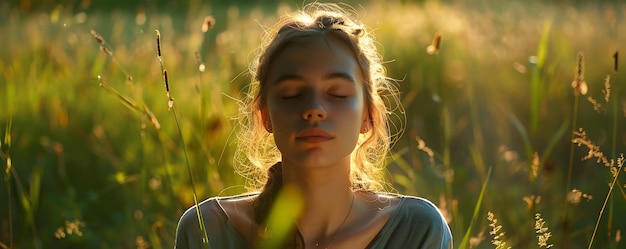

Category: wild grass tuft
[155, 29, 210, 245]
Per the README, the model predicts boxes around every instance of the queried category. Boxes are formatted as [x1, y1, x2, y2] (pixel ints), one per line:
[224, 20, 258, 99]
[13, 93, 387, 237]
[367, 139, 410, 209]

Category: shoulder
[175, 194, 258, 249]
[175, 197, 222, 249]
[396, 195, 448, 222]
[374, 194, 453, 249]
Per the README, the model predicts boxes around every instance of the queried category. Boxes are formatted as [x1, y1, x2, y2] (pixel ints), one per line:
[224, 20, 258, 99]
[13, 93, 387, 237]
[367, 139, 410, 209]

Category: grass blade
[458, 166, 492, 249]
[530, 20, 552, 135]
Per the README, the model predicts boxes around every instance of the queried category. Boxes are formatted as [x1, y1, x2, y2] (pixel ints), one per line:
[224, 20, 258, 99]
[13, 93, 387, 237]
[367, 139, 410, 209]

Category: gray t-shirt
[175, 194, 452, 249]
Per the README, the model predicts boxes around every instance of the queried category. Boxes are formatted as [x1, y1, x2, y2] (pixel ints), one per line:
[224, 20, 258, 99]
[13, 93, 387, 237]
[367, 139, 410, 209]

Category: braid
[253, 162, 283, 225]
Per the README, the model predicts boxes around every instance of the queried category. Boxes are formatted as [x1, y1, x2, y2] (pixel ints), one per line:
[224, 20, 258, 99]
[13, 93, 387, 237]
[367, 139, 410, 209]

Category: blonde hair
[235, 2, 402, 223]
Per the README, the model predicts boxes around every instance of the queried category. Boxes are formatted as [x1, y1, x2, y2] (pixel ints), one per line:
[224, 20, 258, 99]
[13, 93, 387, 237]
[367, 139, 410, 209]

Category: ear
[260, 107, 273, 133]
[360, 109, 372, 134]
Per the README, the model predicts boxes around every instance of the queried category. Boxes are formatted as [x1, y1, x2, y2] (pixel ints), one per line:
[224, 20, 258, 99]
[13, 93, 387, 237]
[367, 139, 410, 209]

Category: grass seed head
[426, 32, 442, 55]
[99, 46, 112, 56]
[202, 15, 216, 32]
[602, 75, 611, 103]
[614, 51, 619, 73]
[534, 213, 553, 248]
[156, 30, 162, 57]
[572, 51, 587, 95]
[90, 29, 105, 45]
[163, 69, 170, 93]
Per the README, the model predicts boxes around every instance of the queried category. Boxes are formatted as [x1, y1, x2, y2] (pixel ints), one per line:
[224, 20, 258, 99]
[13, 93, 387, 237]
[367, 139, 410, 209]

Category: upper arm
[404, 197, 453, 249]
[175, 207, 199, 249]
[175, 203, 214, 249]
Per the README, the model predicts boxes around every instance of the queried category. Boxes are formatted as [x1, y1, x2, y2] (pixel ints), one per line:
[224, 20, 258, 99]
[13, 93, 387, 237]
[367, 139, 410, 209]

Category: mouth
[296, 128, 334, 143]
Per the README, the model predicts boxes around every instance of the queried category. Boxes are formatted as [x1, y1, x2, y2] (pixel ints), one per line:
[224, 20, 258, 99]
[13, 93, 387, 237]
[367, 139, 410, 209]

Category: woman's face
[262, 35, 368, 168]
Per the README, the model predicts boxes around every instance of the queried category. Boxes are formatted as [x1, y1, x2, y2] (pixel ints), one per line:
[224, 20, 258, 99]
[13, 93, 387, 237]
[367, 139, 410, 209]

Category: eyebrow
[273, 72, 356, 85]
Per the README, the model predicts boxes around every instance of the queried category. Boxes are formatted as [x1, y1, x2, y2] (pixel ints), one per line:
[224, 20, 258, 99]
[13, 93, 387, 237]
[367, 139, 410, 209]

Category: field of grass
[1, 0, 625, 248]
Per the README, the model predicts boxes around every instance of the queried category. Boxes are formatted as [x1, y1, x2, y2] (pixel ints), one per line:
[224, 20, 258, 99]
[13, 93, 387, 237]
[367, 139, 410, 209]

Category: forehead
[266, 35, 363, 83]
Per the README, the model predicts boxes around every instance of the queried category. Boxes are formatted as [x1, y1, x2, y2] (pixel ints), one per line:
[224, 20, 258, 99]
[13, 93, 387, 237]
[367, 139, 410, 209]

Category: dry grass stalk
[469, 230, 486, 249]
[587, 74, 611, 112]
[416, 136, 435, 165]
[567, 188, 593, 204]
[156, 30, 162, 57]
[136, 236, 151, 249]
[614, 51, 619, 73]
[90, 29, 133, 82]
[154, 29, 209, 245]
[602, 75, 611, 103]
[522, 195, 541, 210]
[571, 51, 588, 96]
[195, 51, 206, 73]
[534, 213, 553, 248]
[202, 15, 216, 32]
[90, 29, 105, 45]
[531, 152, 540, 179]
[588, 153, 624, 249]
[54, 220, 84, 239]
[96, 75, 160, 130]
[572, 128, 612, 167]
[487, 212, 511, 249]
[586, 96, 603, 112]
[426, 32, 442, 55]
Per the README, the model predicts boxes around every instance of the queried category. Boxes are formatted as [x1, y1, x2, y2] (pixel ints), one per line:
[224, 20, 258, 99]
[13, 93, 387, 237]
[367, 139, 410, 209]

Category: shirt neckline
[213, 192, 407, 248]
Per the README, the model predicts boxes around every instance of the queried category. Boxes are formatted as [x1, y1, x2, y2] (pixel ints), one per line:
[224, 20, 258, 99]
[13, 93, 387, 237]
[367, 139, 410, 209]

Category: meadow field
[1, 0, 625, 248]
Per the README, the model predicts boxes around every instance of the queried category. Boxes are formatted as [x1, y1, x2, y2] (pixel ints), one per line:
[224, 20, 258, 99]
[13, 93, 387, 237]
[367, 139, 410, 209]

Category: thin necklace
[314, 193, 355, 249]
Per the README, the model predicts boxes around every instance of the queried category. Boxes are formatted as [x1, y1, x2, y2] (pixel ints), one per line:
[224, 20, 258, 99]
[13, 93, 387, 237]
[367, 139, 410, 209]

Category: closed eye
[330, 94, 349, 99]
[281, 94, 301, 99]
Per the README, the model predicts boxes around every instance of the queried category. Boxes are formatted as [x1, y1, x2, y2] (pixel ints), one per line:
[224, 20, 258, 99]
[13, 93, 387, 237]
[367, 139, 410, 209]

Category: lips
[296, 128, 334, 143]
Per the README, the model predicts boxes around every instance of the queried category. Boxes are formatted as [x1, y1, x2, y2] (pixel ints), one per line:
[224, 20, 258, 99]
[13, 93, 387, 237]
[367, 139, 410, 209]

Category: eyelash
[281, 94, 348, 100]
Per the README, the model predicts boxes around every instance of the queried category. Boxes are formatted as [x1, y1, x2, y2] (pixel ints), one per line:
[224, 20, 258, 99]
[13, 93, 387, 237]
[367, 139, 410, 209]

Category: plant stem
[562, 93, 579, 224]
[588, 158, 623, 249]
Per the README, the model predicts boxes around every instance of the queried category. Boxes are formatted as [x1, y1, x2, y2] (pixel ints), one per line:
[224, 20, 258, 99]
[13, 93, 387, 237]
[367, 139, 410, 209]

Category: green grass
[1, 1, 625, 248]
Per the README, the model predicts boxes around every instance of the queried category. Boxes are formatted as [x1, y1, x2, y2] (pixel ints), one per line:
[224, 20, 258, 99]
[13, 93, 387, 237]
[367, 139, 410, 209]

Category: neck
[281, 158, 356, 247]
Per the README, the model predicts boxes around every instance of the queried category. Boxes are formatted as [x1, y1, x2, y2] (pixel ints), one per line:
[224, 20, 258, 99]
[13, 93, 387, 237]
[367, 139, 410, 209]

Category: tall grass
[1, 1, 625, 248]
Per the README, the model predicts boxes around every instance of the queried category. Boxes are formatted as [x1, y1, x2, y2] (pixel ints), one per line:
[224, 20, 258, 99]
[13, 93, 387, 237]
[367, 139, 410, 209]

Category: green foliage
[1, 1, 625, 248]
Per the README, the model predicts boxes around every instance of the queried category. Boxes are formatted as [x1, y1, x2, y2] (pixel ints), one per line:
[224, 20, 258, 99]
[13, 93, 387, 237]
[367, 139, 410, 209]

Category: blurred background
[0, 0, 625, 248]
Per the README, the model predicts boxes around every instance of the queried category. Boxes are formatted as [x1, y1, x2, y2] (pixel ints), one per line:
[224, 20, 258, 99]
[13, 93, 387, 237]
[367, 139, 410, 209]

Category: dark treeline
[4, 0, 620, 13]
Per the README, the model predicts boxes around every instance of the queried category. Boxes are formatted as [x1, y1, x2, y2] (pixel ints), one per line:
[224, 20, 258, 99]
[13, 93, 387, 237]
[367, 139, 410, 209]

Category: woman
[175, 3, 452, 248]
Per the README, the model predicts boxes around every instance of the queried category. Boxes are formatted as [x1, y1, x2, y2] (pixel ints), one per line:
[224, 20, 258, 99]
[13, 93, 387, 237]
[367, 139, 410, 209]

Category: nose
[302, 96, 327, 121]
